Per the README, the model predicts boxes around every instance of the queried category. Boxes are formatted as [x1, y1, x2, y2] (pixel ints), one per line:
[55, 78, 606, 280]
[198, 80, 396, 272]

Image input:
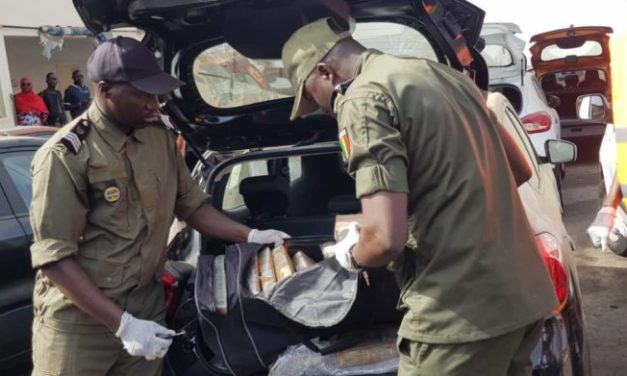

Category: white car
[481, 23, 565, 196]
[488, 92, 588, 374]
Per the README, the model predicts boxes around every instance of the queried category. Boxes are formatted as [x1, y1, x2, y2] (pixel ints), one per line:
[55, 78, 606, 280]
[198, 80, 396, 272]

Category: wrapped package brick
[272, 245, 295, 281]
[259, 246, 277, 292]
[292, 251, 316, 271]
[212, 255, 228, 315]
[247, 254, 261, 294]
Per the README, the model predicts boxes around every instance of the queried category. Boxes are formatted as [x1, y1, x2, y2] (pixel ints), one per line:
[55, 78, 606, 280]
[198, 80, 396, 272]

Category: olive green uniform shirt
[30, 104, 208, 332]
[334, 50, 558, 344]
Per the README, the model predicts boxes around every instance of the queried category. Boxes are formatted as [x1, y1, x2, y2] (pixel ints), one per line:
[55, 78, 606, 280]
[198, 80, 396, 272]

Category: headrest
[239, 175, 290, 219]
[565, 75, 579, 87]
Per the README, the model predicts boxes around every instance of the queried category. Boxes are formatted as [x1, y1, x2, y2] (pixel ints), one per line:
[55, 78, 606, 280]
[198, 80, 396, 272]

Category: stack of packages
[248, 245, 317, 296]
[212, 214, 363, 314]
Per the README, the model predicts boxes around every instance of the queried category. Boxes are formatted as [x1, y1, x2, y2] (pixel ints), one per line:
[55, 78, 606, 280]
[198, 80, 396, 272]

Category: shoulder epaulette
[59, 119, 91, 154]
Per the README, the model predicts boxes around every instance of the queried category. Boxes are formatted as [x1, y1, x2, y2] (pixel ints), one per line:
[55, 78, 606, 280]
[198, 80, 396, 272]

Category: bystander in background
[39, 72, 67, 126]
[63, 69, 91, 119]
[14, 76, 48, 126]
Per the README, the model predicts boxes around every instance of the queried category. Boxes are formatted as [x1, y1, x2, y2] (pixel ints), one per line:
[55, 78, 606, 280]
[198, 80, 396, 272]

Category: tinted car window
[194, 22, 437, 109]
[1, 151, 34, 207]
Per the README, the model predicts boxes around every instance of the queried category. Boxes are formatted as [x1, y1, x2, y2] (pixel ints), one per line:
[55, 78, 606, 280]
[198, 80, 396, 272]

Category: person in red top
[14, 76, 49, 126]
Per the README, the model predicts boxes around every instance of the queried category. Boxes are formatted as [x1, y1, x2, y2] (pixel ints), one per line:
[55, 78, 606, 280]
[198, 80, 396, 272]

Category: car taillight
[521, 112, 552, 134]
[161, 271, 179, 317]
[536, 233, 568, 310]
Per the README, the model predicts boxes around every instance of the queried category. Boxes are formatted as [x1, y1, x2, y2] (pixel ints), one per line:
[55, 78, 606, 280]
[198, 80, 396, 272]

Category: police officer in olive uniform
[282, 18, 558, 375]
[30, 37, 289, 376]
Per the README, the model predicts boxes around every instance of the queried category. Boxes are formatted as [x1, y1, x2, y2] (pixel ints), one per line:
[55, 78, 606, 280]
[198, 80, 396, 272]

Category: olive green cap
[282, 17, 352, 120]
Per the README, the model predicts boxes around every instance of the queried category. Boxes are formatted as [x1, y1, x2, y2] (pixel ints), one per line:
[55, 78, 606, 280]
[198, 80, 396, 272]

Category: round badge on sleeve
[104, 186, 121, 203]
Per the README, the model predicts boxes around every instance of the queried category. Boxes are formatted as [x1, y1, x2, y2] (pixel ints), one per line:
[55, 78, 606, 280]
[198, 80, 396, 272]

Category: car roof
[1, 126, 59, 137]
[0, 136, 47, 149]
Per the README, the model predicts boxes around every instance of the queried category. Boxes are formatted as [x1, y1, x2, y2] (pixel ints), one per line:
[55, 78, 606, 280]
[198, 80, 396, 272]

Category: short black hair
[72, 69, 82, 77]
[45, 72, 55, 80]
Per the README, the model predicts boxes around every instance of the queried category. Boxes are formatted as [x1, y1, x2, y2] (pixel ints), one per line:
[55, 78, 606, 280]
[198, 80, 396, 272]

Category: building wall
[6, 36, 96, 95]
[0, 0, 83, 29]
[2, 36, 96, 127]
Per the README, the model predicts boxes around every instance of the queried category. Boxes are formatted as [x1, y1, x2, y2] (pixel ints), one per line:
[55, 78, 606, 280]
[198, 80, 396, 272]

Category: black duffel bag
[194, 238, 400, 376]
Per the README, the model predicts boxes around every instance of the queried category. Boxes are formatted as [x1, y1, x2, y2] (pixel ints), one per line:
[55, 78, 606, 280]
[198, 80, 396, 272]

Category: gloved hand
[115, 311, 174, 360]
[332, 222, 361, 271]
[248, 228, 291, 247]
[587, 206, 616, 252]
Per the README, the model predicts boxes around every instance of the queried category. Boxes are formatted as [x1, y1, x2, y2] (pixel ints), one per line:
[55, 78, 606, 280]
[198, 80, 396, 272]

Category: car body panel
[488, 92, 587, 375]
[530, 26, 613, 139]
[0, 137, 45, 372]
[0, 126, 59, 139]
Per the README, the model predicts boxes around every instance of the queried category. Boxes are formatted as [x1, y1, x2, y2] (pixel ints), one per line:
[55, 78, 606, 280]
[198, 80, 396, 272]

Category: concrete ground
[562, 137, 627, 376]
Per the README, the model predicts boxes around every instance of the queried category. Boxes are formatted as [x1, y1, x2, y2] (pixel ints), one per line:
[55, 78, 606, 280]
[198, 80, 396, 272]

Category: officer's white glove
[587, 206, 616, 252]
[248, 228, 291, 247]
[332, 222, 361, 271]
[115, 311, 174, 360]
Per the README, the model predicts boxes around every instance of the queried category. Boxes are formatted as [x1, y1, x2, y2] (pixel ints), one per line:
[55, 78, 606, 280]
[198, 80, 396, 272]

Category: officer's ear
[98, 81, 113, 99]
[314, 63, 334, 83]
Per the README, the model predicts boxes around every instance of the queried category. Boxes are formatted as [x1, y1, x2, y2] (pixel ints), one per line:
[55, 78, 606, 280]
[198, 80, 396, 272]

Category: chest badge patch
[339, 128, 351, 160]
[104, 186, 121, 203]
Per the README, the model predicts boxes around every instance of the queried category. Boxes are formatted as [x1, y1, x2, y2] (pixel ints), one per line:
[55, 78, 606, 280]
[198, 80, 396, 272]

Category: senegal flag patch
[339, 128, 351, 160]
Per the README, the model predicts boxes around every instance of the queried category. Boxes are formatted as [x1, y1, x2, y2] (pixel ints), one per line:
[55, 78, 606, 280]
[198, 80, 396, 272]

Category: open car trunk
[72, 0, 487, 151]
[529, 26, 613, 135]
[480, 22, 526, 86]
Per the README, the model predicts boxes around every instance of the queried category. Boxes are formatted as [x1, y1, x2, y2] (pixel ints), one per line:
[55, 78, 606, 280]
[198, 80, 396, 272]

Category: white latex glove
[332, 222, 361, 271]
[587, 206, 616, 252]
[248, 228, 291, 247]
[115, 311, 175, 360]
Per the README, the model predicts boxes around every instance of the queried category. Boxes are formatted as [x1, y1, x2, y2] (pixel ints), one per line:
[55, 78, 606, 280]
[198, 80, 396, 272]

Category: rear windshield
[193, 22, 438, 109]
[540, 40, 602, 61]
[481, 44, 513, 67]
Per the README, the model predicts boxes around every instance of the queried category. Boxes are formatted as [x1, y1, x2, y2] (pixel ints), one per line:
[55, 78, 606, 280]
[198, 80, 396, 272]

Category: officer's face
[304, 63, 336, 115]
[102, 83, 160, 128]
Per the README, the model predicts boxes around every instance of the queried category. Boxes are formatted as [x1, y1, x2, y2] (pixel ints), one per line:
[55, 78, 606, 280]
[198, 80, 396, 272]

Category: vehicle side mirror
[577, 94, 608, 122]
[546, 95, 561, 109]
[545, 139, 577, 164]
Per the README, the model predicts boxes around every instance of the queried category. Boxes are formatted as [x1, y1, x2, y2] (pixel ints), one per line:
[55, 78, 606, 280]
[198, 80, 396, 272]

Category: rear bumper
[561, 123, 605, 138]
[531, 300, 589, 375]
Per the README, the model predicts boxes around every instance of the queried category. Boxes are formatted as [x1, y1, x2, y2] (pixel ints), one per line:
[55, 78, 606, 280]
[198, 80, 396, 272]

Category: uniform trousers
[397, 320, 543, 376]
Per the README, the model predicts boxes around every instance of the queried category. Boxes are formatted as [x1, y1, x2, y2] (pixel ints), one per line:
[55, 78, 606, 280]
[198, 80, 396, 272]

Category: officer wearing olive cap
[30, 36, 289, 375]
[282, 18, 558, 375]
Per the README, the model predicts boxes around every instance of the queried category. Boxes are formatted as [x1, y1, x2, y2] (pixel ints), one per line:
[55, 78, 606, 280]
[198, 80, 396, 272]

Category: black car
[0, 136, 45, 372]
[70, 1, 588, 375]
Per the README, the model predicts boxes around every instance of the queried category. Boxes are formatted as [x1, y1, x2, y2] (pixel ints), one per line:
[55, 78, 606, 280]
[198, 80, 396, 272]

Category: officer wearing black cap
[30, 36, 289, 375]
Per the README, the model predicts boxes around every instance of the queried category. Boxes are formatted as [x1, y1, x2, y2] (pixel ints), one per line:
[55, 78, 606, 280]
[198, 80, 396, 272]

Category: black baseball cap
[87, 36, 183, 95]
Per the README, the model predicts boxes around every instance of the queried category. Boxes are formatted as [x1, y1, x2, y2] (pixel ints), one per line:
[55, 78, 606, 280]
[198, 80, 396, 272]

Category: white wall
[0, 0, 84, 28]
[5, 36, 95, 95]
[0, 35, 95, 127]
